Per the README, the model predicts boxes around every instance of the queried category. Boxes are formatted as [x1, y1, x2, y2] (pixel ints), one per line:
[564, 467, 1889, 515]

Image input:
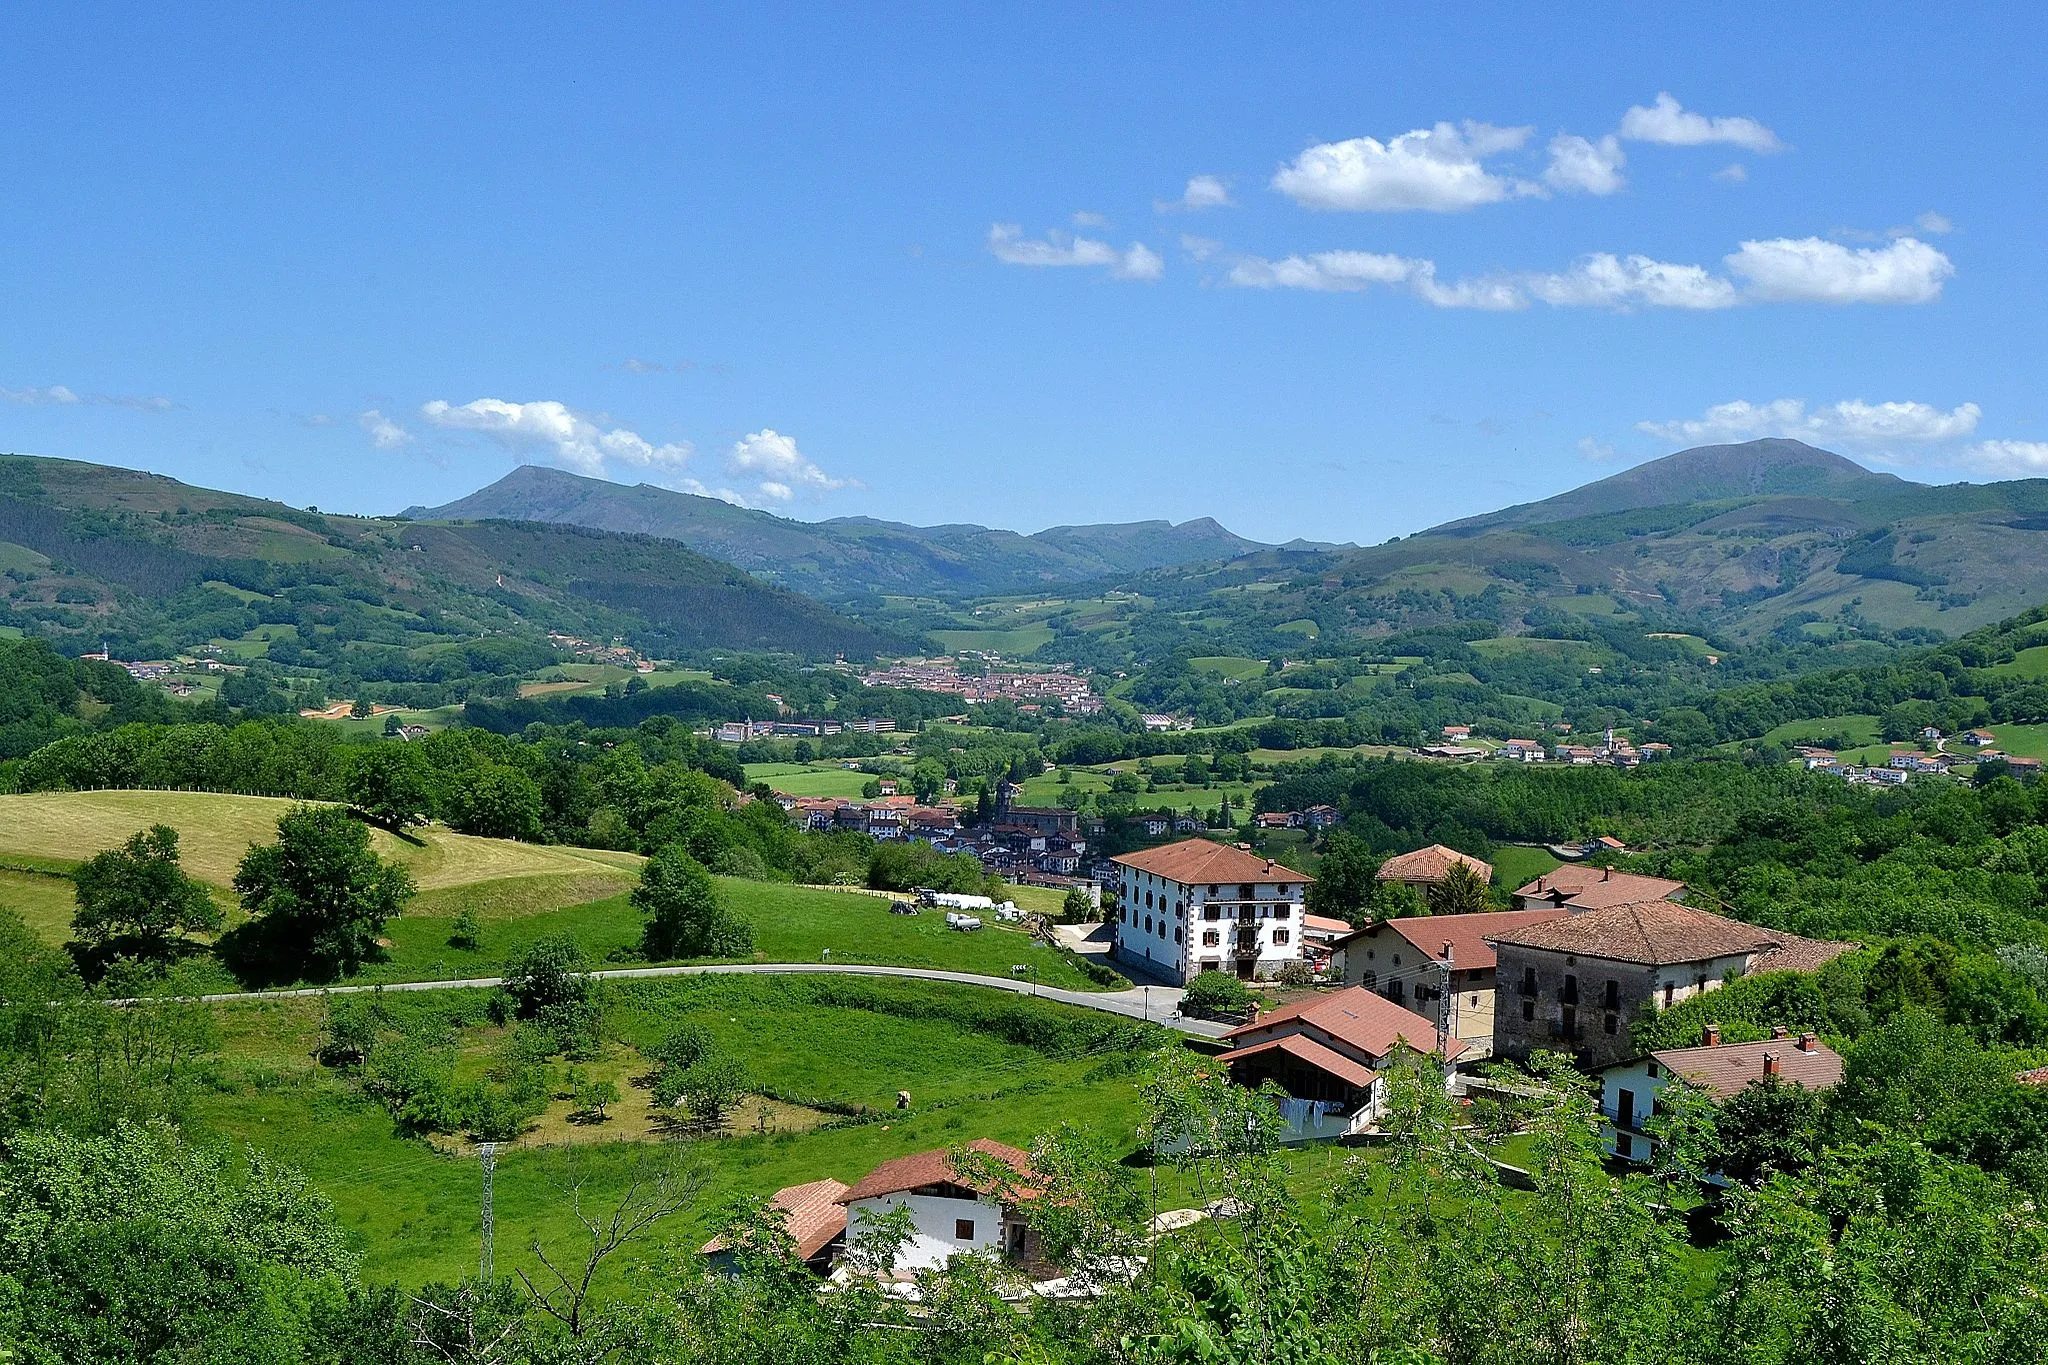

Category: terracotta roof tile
[1376, 845, 1492, 885]
[1750, 934, 1859, 974]
[1225, 985, 1464, 1061]
[2017, 1066, 2048, 1086]
[1223, 1033, 1377, 1088]
[700, 1178, 850, 1259]
[1112, 839, 1310, 886]
[1374, 909, 1570, 972]
[1488, 901, 1782, 967]
[1650, 1038, 1844, 1101]
[1513, 866, 1686, 906]
[839, 1139, 1034, 1205]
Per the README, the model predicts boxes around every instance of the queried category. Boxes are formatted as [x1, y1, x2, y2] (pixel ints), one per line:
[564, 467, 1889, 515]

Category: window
[1174, 927, 1183, 944]
[1521, 967, 1537, 995]
[1561, 1005, 1577, 1040]
[1603, 1013, 1617, 1035]
[1176, 902, 1184, 918]
[1204, 906, 1220, 921]
[1662, 981, 1675, 1008]
[1603, 980, 1619, 1010]
[1522, 997, 1535, 1022]
[1361, 970, 1376, 987]
[1208, 884, 1218, 895]
[1240, 885, 1253, 899]
[1273, 929, 1290, 945]
[1203, 930, 1219, 946]
[955, 1219, 975, 1240]
[1562, 975, 1578, 1005]
[1272, 905, 1290, 919]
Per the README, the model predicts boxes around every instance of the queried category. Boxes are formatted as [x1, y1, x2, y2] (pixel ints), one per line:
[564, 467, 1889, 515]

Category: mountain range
[405, 464, 1330, 600]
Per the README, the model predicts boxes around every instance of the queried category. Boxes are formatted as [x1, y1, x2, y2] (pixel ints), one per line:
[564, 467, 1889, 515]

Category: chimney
[1442, 941, 1454, 960]
[1797, 1032, 1818, 1052]
[1703, 1023, 1721, 1047]
[1770, 1025, 1789, 1040]
[1762, 1052, 1779, 1078]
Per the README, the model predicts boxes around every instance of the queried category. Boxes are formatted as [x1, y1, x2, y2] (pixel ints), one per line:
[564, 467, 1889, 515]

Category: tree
[572, 1078, 620, 1123]
[675, 1053, 747, 1127]
[444, 764, 544, 842]
[350, 697, 373, 719]
[1426, 859, 1489, 915]
[1305, 830, 1377, 925]
[634, 845, 752, 960]
[861, 778, 883, 799]
[517, 1157, 701, 1340]
[1061, 887, 1095, 922]
[232, 804, 416, 978]
[1181, 970, 1255, 1019]
[501, 935, 592, 1019]
[343, 744, 433, 832]
[69, 824, 221, 975]
[1715, 1074, 1823, 1185]
[911, 758, 946, 804]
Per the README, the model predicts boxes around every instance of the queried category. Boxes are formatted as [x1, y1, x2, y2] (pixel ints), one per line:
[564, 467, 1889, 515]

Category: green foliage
[226, 804, 416, 981]
[634, 845, 752, 960]
[1180, 969, 1255, 1018]
[501, 934, 593, 1019]
[67, 824, 220, 976]
[341, 742, 432, 831]
[1425, 857, 1488, 915]
[1305, 829, 1377, 925]
[1060, 886, 1094, 922]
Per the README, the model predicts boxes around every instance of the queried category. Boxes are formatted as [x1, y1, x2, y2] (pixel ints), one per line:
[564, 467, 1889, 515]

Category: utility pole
[478, 1142, 498, 1282]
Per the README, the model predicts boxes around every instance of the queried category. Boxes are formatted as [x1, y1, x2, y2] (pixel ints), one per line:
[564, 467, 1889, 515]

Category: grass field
[1981, 723, 2048, 760]
[190, 975, 1158, 1288]
[1757, 714, 1883, 749]
[743, 764, 885, 799]
[928, 625, 1055, 656]
[1488, 846, 1561, 892]
[1188, 655, 1267, 680]
[1990, 645, 2048, 681]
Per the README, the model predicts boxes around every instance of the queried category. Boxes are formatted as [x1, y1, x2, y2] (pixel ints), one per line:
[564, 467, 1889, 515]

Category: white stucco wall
[1113, 864, 1306, 984]
[846, 1192, 1005, 1272]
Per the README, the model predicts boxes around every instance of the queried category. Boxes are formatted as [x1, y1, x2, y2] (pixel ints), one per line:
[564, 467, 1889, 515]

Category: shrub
[1182, 970, 1255, 1019]
[501, 935, 592, 1019]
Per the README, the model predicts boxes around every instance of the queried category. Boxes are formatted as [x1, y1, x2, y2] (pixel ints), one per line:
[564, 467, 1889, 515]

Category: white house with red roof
[1108, 839, 1312, 984]
[1599, 1025, 1843, 1166]
[700, 1177, 850, 1274]
[838, 1139, 1039, 1273]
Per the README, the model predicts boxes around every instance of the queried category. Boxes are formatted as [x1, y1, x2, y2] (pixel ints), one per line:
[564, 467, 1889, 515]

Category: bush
[447, 908, 482, 952]
[1182, 970, 1255, 1019]
[1275, 959, 1317, 987]
[635, 846, 753, 960]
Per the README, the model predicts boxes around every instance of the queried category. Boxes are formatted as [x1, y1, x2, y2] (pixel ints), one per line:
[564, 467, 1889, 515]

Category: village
[705, 829, 1862, 1292]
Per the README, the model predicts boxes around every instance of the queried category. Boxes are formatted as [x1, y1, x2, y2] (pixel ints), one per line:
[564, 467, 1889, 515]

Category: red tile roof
[1514, 866, 1686, 907]
[1112, 839, 1310, 886]
[1371, 909, 1571, 972]
[1750, 933, 1859, 974]
[1650, 1038, 1844, 1100]
[2018, 1066, 2048, 1086]
[839, 1139, 1035, 1204]
[700, 1177, 850, 1259]
[1223, 1032, 1377, 1089]
[1488, 901, 1784, 967]
[1302, 913, 1353, 936]
[1376, 844, 1492, 885]
[1225, 985, 1465, 1061]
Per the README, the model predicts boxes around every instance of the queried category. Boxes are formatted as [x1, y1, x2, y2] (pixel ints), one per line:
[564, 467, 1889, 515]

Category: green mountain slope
[406, 463, 1297, 598]
[0, 455, 906, 661]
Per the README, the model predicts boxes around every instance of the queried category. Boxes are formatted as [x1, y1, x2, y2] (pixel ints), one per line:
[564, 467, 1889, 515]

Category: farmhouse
[1375, 844, 1492, 892]
[1109, 839, 1311, 983]
[1221, 986, 1459, 1139]
[1599, 1026, 1844, 1165]
[1329, 909, 1568, 1057]
[1488, 902, 1856, 1069]
[838, 1139, 1040, 1273]
[700, 1177, 850, 1274]
[1512, 865, 1687, 912]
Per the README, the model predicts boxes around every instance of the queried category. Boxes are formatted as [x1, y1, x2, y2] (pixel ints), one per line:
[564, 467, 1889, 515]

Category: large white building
[1109, 840, 1312, 984]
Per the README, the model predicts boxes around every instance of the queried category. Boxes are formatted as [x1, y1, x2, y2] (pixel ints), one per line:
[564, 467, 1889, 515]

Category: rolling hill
[0, 454, 910, 661]
[407, 463, 1304, 599]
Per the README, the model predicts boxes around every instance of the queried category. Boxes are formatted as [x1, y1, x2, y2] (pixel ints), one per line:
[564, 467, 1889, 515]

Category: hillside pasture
[743, 764, 887, 799]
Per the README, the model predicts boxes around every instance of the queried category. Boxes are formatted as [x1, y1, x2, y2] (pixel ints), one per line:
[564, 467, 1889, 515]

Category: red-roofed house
[1329, 909, 1568, 1056]
[1599, 1027, 1844, 1166]
[701, 1178, 850, 1273]
[1375, 844, 1493, 891]
[1512, 865, 1686, 911]
[1220, 986, 1458, 1138]
[1109, 840, 1312, 984]
[1487, 901, 1856, 1067]
[839, 1140, 1039, 1272]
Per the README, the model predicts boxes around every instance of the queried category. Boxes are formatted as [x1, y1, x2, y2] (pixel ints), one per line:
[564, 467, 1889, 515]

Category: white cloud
[1071, 210, 1110, 228]
[0, 384, 177, 411]
[1636, 398, 1983, 445]
[726, 429, 851, 500]
[1161, 174, 1233, 211]
[1956, 441, 2048, 474]
[1619, 93, 1783, 152]
[1712, 162, 1749, 183]
[420, 398, 694, 480]
[1270, 121, 1537, 212]
[1578, 436, 1618, 461]
[1179, 234, 1221, 261]
[988, 224, 1163, 281]
[1544, 133, 1626, 195]
[1907, 211, 1953, 236]
[1226, 250, 1524, 310]
[1725, 235, 1954, 304]
[358, 410, 412, 450]
[1526, 253, 1739, 310]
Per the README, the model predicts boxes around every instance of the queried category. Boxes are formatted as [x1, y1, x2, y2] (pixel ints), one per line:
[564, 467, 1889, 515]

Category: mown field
[0, 790, 1105, 993]
[743, 763, 885, 799]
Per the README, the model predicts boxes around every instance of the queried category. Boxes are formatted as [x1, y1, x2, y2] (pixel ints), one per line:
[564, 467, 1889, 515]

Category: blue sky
[2, 4, 2043, 545]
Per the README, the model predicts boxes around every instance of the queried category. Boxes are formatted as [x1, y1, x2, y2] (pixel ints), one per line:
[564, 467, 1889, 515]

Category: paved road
[176, 962, 1232, 1039]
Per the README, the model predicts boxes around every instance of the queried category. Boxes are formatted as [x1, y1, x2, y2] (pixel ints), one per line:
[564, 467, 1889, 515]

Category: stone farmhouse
[1329, 908, 1568, 1058]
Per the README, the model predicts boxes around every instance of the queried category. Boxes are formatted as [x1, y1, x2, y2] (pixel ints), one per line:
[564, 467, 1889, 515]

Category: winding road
[177, 962, 1233, 1039]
